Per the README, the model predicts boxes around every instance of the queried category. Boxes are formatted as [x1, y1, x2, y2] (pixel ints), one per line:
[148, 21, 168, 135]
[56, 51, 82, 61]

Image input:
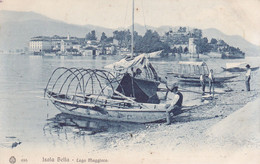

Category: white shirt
[166, 92, 180, 106]
[209, 72, 214, 81]
[246, 69, 251, 77]
[200, 75, 205, 82]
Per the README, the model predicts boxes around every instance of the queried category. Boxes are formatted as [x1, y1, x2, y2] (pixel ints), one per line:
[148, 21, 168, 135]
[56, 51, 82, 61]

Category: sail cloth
[115, 73, 160, 104]
[105, 53, 161, 104]
[144, 50, 163, 59]
[104, 54, 159, 81]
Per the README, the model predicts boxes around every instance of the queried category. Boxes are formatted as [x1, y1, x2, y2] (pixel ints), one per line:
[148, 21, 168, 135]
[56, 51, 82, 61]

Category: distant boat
[221, 62, 259, 72]
[221, 52, 245, 59]
[43, 52, 56, 57]
[167, 61, 239, 84]
[33, 51, 44, 56]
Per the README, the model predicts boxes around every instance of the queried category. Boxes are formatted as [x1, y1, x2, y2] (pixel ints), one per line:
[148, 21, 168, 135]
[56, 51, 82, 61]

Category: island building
[29, 36, 52, 52]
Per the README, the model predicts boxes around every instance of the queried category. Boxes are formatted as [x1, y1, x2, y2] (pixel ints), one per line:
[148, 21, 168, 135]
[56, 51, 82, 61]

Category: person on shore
[200, 74, 206, 95]
[165, 84, 183, 125]
[245, 64, 251, 91]
[208, 69, 215, 95]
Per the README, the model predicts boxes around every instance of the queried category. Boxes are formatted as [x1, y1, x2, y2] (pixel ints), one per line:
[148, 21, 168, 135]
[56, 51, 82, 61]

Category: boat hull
[222, 67, 259, 72]
[167, 73, 238, 84]
[52, 99, 167, 123]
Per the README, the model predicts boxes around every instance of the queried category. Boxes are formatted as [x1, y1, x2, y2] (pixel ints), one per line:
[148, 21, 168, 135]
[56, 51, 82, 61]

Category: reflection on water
[43, 113, 146, 139]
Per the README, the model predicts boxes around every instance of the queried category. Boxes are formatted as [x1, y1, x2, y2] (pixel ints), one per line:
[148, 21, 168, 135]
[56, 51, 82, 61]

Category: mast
[131, 0, 134, 57]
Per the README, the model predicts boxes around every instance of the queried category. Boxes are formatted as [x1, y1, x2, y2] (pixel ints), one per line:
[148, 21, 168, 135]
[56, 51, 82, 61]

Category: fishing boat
[167, 61, 239, 84]
[44, 66, 195, 123]
[221, 62, 259, 72]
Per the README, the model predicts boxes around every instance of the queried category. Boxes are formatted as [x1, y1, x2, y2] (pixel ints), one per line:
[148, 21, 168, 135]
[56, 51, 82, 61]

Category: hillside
[203, 28, 260, 57]
[0, 11, 113, 50]
[0, 10, 53, 23]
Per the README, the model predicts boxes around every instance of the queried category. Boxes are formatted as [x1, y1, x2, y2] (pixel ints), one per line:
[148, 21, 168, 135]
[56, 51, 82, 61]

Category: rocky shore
[95, 69, 260, 163]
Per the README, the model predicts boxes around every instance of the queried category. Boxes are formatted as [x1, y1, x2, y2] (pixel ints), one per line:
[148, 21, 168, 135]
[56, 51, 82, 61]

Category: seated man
[165, 84, 183, 125]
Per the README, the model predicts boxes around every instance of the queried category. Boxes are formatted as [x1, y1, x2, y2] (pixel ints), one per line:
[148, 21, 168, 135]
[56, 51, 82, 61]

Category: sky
[0, 0, 260, 46]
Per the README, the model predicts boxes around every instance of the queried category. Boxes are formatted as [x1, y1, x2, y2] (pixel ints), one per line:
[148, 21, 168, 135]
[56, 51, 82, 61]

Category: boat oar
[158, 87, 203, 94]
[158, 86, 226, 95]
[179, 88, 203, 94]
[224, 79, 244, 83]
[114, 90, 148, 109]
[108, 87, 148, 109]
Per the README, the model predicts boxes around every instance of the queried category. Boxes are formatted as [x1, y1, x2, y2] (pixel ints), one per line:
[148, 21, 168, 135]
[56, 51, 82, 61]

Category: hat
[169, 83, 178, 91]
[246, 64, 250, 68]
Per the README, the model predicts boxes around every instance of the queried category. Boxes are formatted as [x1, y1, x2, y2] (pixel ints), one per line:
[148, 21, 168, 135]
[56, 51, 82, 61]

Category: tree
[113, 30, 131, 48]
[135, 30, 166, 53]
[184, 47, 189, 53]
[106, 37, 113, 43]
[86, 30, 97, 40]
[177, 46, 183, 54]
[100, 32, 107, 42]
[172, 47, 177, 53]
[196, 37, 211, 54]
[210, 38, 218, 44]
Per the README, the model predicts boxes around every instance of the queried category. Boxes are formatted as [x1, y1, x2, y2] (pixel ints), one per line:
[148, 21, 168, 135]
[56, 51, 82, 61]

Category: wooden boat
[221, 62, 259, 72]
[44, 67, 194, 123]
[167, 61, 239, 84]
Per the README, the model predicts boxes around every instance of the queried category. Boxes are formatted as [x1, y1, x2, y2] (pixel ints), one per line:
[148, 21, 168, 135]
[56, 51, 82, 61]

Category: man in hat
[245, 64, 251, 91]
[165, 83, 183, 125]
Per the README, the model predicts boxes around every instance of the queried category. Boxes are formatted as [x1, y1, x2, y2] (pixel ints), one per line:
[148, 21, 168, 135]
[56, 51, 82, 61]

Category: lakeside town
[3, 27, 245, 59]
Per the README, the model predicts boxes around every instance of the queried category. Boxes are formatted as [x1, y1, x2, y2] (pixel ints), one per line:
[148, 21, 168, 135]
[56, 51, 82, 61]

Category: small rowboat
[167, 61, 239, 84]
[221, 62, 259, 72]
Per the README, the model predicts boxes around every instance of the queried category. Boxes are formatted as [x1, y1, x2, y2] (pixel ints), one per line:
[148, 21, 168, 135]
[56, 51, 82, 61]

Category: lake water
[0, 54, 258, 150]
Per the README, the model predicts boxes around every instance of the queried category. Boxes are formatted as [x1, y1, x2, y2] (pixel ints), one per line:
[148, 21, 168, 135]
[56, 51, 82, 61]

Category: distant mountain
[0, 10, 113, 50]
[0, 10, 54, 23]
[202, 28, 260, 57]
[0, 10, 259, 57]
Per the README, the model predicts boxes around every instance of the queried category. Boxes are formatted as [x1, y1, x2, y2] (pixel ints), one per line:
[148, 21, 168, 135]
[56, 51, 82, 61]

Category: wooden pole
[131, 0, 134, 57]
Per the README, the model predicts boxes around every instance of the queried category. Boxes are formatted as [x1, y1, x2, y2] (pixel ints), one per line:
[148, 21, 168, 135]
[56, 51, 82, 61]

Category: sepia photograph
[0, 0, 259, 163]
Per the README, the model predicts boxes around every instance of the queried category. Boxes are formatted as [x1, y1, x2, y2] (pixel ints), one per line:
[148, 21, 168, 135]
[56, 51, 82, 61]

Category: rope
[123, 0, 130, 29]
[141, 0, 147, 31]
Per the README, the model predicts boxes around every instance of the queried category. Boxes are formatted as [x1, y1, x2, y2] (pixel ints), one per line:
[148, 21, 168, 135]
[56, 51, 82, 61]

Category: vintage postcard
[0, 0, 259, 163]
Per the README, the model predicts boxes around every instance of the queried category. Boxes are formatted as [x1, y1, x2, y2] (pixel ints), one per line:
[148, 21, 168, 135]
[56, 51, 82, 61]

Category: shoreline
[96, 68, 260, 161]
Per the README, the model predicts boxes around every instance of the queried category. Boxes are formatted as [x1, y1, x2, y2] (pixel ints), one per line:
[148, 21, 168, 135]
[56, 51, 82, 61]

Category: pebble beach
[95, 67, 260, 163]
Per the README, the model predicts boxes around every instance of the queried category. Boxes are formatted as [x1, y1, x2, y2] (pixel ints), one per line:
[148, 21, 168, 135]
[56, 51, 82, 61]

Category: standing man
[208, 69, 215, 95]
[165, 84, 183, 125]
[245, 64, 251, 91]
[200, 74, 206, 95]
